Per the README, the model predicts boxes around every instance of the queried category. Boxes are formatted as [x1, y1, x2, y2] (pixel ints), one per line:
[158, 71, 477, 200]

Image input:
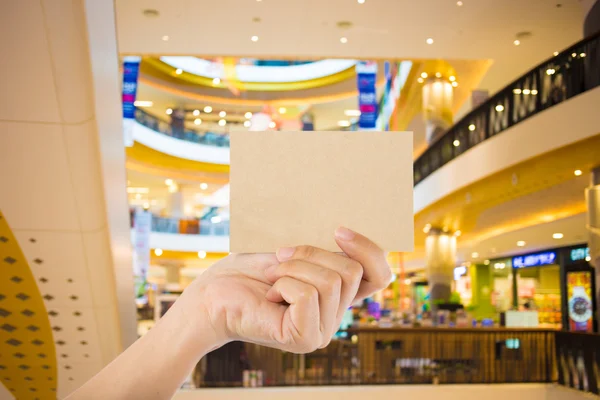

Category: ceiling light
[517, 240, 526, 247]
[522, 89, 531, 95]
[134, 100, 153, 107]
[200, 182, 208, 190]
[162, 35, 169, 41]
[449, 76, 456, 82]
[168, 185, 177, 193]
[218, 119, 226, 126]
[244, 120, 251, 128]
[154, 248, 163, 256]
[453, 139, 460, 147]
[204, 106, 212, 113]
[580, 53, 586, 58]
[251, 35, 259, 42]
[435, 72, 442, 78]
[269, 121, 276, 129]
[553, 51, 559, 56]
[457, 1, 463, 5]
[468, 124, 476, 131]
[495, 104, 504, 112]
[417, 77, 424, 83]
[166, 108, 173, 115]
[194, 118, 202, 125]
[574, 169, 582, 176]
[165, 179, 173, 186]
[513, 89, 522, 94]
[143, 202, 150, 209]
[421, 72, 428, 79]
[572, 52, 577, 57]
[193, 109, 200, 116]
[513, 39, 520, 46]
[345, 110, 361, 117]
[484, 260, 490, 265]
[531, 89, 538, 95]
[552, 233, 564, 239]
[586, 255, 591, 262]
[358, 0, 366, 3]
[546, 68, 556, 75]
[426, 38, 434, 45]
[472, 252, 479, 259]
[338, 120, 351, 127]
[213, 77, 221, 85]
[454, 230, 461, 237]
[198, 251, 207, 259]
[340, 37, 348, 44]
[175, 68, 182, 75]
[279, 107, 287, 114]
[451, 81, 458, 87]
[244, 112, 253, 119]
[423, 224, 431, 233]
[219, 111, 226, 118]
[211, 216, 222, 224]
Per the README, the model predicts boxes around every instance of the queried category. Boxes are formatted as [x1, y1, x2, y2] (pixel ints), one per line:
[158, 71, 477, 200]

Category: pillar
[422, 78, 454, 144]
[585, 166, 600, 324]
[470, 264, 496, 320]
[167, 184, 184, 218]
[425, 228, 457, 307]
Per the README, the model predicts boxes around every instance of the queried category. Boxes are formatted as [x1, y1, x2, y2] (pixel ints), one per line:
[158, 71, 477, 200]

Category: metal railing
[555, 331, 600, 395]
[134, 108, 230, 147]
[130, 212, 230, 236]
[414, 32, 600, 185]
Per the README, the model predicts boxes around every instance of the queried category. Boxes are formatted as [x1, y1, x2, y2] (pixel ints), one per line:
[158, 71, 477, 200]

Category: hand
[177, 227, 391, 354]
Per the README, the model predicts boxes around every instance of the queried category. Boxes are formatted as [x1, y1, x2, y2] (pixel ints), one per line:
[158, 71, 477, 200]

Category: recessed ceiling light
[453, 139, 460, 147]
[574, 169, 582, 176]
[517, 240, 526, 247]
[472, 252, 479, 259]
[340, 37, 348, 44]
[449, 76, 456, 82]
[484, 260, 490, 265]
[553, 51, 559, 56]
[198, 251, 207, 259]
[338, 120, 351, 127]
[531, 89, 538, 95]
[194, 118, 202, 125]
[546, 68, 556, 75]
[251, 35, 259, 42]
[421, 72, 428, 79]
[495, 104, 504, 112]
[552, 233, 564, 239]
[166, 108, 173, 115]
[435, 72, 442, 78]
[218, 119, 226, 126]
[245, 112, 253, 119]
[451, 81, 458, 87]
[213, 77, 221, 85]
[572, 52, 577, 57]
[457, 1, 463, 5]
[423, 224, 431, 233]
[468, 124, 476, 131]
[204, 106, 212, 113]
[200, 183, 208, 190]
[162, 35, 169, 41]
[426, 38, 434, 45]
[192, 110, 200, 116]
[580, 53, 586, 57]
[358, 0, 366, 3]
[244, 120, 251, 128]
[269, 121, 276, 129]
[454, 230, 461, 237]
[279, 107, 287, 114]
[522, 89, 531, 95]
[175, 68, 182, 75]
[134, 100, 153, 107]
[417, 77, 424, 83]
[345, 110, 361, 117]
[154, 248, 163, 256]
[219, 111, 226, 118]
[514, 39, 521, 46]
[165, 178, 173, 186]
[513, 88, 522, 94]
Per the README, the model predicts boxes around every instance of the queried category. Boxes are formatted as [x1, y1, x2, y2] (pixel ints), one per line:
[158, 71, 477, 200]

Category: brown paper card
[230, 131, 414, 252]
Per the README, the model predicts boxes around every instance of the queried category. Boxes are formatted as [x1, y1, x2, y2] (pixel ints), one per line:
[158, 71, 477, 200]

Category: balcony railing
[130, 211, 230, 236]
[194, 328, 600, 397]
[414, 32, 600, 185]
[134, 108, 230, 148]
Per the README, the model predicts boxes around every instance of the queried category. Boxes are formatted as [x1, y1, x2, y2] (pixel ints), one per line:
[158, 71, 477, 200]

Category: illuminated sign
[512, 251, 557, 268]
[569, 247, 590, 262]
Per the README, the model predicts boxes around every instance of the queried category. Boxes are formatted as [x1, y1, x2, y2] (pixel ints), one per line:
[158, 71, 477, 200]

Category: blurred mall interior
[1, 0, 600, 399]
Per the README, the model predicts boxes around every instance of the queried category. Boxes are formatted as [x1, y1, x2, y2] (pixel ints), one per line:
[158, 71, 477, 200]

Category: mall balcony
[2, 1, 600, 400]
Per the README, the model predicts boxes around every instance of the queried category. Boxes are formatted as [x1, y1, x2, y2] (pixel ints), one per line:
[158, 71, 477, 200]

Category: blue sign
[122, 57, 141, 119]
[356, 61, 378, 130]
[512, 251, 557, 269]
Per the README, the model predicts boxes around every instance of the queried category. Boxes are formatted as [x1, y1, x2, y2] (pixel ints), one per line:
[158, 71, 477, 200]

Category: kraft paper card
[230, 131, 414, 253]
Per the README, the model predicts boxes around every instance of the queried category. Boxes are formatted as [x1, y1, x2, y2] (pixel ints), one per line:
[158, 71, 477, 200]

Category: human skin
[66, 227, 391, 399]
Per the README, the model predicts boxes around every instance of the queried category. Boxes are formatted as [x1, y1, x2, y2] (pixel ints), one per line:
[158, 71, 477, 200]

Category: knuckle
[301, 285, 318, 299]
[295, 245, 316, 260]
[342, 259, 364, 282]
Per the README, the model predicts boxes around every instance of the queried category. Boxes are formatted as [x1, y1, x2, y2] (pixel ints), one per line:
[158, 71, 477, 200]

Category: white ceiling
[115, 0, 586, 93]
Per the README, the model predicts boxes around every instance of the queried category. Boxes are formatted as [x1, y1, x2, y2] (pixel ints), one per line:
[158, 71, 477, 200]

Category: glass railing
[414, 32, 600, 185]
[134, 108, 230, 148]
[131, 211, 230, 236]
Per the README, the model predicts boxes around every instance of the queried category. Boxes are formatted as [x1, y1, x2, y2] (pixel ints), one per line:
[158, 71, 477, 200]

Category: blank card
[230, 131, 414, 253]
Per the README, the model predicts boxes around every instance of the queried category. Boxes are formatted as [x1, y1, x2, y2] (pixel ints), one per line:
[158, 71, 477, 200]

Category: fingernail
[335, 226, 355, 241]
[277, 247, 295, 261]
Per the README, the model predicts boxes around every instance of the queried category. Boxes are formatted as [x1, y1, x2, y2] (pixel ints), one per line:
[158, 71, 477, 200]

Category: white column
[425, 229, 457, 306]
[422, 78, 454, 144]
